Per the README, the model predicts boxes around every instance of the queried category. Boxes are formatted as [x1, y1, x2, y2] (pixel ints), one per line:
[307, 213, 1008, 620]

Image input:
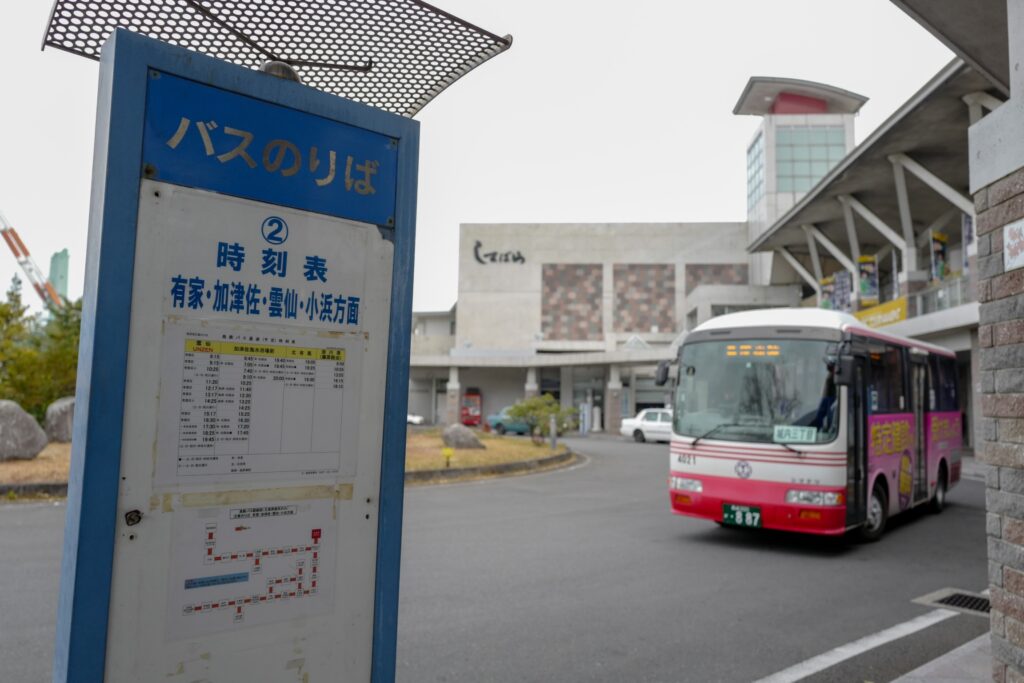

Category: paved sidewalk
[891, 633, 990, 682]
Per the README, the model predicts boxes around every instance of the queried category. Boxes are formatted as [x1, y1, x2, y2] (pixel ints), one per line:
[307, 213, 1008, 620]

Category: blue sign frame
[54, 29, 418, 683]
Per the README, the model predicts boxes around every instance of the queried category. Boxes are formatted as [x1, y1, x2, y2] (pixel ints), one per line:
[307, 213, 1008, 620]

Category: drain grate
[935, 592, 990, 613]
[913, 587, 991, 617]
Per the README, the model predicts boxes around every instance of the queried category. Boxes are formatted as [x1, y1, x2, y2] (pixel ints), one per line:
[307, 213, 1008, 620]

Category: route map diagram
[167, 500, 336, 640]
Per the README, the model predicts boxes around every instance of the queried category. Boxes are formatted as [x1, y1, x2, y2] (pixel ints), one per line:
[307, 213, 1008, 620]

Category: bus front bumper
[669, 474, 847, 535]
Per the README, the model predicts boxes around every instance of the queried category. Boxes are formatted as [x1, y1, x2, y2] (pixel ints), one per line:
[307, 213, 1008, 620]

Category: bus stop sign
[54, 30, 418, 682]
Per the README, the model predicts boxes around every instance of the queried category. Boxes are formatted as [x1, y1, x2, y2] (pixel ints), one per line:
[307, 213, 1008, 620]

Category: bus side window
[929, 355, 958, 412]
[868, 345, 906, 414]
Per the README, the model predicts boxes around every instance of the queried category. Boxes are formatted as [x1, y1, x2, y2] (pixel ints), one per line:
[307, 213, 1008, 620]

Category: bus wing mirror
[834, 356, 856, 386]
[655, 360, 671, 386]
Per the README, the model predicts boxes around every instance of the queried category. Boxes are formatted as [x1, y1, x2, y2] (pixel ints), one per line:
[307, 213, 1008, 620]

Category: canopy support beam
[889, 153, 975, 217]
[775, 247, 821, 295]
[890, 159, 919, 273]
[838, 195, 907, 253]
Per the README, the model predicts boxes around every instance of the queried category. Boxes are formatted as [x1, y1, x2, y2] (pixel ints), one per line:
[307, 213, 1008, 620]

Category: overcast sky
[0, 1, 953, 313]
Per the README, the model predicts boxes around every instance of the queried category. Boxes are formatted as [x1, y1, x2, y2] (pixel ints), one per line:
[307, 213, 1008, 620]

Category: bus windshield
[674, 339, 839, 445]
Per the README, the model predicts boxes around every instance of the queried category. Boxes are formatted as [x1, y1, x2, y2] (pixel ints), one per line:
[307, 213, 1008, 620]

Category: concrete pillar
[605, 365, 623, 436]
[444, 366, 461, 425]
[524, 367, 539, 398]
[974, 166, 1024, 680]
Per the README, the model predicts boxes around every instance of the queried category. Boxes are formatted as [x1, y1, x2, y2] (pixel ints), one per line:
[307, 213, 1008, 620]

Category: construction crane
[0, 210, 63, 309]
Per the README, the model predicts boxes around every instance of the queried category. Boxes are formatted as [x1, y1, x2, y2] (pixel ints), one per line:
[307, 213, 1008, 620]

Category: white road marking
[753, 608, 958, 683]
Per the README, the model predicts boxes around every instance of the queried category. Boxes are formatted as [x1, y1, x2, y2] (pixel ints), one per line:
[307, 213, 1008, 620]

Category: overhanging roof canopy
[734, 77, 868, 116]
[750, 60, 996, 265]
[43, 0, 512, 117]
[891, 0, 1008, 95]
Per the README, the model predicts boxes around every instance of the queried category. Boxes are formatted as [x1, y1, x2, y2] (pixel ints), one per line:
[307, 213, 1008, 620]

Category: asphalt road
[0, 437, 988, 682]
[395, 436, 989, 683]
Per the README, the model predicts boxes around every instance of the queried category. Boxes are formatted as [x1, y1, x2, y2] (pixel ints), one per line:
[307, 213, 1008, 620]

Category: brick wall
[613, 264, 675, 333]
[684, 263, 749, 295]
[541, 264, 603, 341]
[975, 169, 1024, 682]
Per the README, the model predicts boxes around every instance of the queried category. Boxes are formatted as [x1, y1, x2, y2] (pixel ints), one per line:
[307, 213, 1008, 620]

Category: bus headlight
[785, 490, 844, 506]
[670, 477, 703, 492]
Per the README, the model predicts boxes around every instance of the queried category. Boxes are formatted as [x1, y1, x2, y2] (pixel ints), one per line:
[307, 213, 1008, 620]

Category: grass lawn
[0, 429, 562, 485]
[405, 427, 561, 472]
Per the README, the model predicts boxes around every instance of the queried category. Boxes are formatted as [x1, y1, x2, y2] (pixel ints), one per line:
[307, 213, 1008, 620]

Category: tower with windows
[736, 78, 867, 286]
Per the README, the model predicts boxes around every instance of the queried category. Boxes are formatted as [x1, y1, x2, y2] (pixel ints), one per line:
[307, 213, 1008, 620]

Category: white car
[407, 414, 425, 425]
[620, 408, 673, 443]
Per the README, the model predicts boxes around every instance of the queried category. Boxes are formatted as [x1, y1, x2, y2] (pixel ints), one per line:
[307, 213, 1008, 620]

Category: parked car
[407, 413, 425, 425]
[486, 407, 531, 435]
[620, 408, 673, 443]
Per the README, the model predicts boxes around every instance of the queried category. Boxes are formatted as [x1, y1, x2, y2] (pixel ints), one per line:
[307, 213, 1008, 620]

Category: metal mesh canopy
[43, 0, 512, 117]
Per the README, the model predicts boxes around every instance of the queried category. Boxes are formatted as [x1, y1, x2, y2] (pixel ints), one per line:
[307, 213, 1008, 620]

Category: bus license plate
[723, 504, 761, 528]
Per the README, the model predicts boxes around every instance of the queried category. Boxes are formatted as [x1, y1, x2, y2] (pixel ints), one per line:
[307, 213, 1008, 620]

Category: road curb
[0, 450, 579, 495]
[405, 448, 577, 484]
[0, 482, 68, 497]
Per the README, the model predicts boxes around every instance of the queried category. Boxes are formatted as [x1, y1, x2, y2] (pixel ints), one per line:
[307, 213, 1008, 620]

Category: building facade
[409, 221, 803, 433]
[410, 70, 990, 447]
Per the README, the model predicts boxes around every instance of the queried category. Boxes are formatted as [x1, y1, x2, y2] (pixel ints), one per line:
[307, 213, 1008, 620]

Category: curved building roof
[733, 76, 869, 116]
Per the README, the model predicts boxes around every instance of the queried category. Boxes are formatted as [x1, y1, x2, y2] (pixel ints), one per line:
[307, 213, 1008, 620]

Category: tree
[505, 393, 577, 442]
[0, 276, 82, 422]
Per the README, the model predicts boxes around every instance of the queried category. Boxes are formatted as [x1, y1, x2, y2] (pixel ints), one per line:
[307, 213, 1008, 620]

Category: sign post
[55, 30, 418, 682]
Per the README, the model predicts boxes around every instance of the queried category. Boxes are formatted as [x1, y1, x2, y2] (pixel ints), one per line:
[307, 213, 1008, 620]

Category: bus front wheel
[859, 485, 888, 542]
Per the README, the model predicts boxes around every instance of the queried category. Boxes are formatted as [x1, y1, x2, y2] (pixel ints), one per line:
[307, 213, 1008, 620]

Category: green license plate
[722, 504, 762, 527]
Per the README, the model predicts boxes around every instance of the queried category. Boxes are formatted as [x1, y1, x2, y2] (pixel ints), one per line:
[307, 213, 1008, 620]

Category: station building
[409, 64, 998, 446]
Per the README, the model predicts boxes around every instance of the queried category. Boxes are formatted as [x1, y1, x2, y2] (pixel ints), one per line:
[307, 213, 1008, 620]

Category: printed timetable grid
[177, 334, 346, 477]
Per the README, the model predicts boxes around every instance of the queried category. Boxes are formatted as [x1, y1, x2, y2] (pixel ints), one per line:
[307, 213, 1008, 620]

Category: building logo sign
[735, 460, 752, 479]
[473, 240, 525, 265]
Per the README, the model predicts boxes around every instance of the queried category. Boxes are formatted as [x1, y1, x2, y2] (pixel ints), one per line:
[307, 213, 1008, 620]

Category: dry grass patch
[0, 430, 563, 487]
[405, 427, 560, 472]
[0, 442, 71, 485]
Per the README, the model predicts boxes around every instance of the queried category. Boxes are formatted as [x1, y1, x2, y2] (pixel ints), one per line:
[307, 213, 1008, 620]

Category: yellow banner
[854, 296, 907, 328]
[185, 339, 345, 361]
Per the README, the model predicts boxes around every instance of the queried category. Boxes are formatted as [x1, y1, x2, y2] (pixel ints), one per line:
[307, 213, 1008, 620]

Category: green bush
[0, 277, 81, 423]
[505, 393, 577, 437]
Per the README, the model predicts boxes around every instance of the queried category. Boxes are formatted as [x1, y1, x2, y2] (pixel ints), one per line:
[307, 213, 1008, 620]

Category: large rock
[442, 423, 485, 449]
[0, 400, 48, 461]
[45, 396, 75, 443]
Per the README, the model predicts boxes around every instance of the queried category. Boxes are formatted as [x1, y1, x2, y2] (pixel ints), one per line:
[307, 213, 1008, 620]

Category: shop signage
[858, 255, 879, 307]
[854, 296, 907, 328]
[1006, 218, 1024, 273]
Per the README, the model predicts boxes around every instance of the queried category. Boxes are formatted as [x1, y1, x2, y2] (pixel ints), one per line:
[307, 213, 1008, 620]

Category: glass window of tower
[746, 132, 765, 210]
[775, 125, 845, 193]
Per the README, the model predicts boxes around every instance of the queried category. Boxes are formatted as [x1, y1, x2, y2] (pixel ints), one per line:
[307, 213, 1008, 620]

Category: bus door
[845, 356, 868, 527]
[911, 355, 929, 504]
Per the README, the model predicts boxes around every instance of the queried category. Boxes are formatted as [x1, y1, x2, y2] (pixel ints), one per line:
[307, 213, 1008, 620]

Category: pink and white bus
[667, 309, 962, 540]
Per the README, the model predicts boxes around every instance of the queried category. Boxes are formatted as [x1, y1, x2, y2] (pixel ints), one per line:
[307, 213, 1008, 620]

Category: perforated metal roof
[43, 0, 512, 117]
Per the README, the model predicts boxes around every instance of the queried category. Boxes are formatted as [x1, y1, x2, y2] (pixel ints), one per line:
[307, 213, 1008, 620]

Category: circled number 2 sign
[261, 216, 289, 245]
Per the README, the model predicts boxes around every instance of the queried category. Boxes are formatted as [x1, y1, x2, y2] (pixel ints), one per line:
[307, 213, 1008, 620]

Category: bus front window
[674, 339, 839, 445]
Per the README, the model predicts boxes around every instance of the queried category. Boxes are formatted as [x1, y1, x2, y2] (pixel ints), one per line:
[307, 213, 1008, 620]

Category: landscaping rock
[45, 396, 75, 443]
[0, 400, 48, 461]
[442, 423, 485, 449]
